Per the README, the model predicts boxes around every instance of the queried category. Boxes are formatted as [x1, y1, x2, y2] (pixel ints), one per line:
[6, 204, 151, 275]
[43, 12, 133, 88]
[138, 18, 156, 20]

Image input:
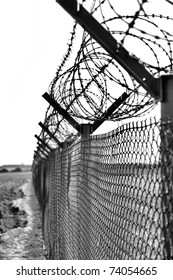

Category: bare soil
[0, 172, 46, 260]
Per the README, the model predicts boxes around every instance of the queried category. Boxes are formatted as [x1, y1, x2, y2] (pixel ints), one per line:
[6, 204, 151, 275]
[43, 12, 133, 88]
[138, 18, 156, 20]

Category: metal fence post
[161, 75, 173, 120]
[81, 124, 91, 141]
[160, 75, 173, 259]
[78, 124, 91, 258]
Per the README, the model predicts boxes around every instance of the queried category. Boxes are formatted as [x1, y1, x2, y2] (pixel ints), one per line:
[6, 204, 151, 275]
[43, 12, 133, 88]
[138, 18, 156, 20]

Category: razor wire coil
[38, 0, 173, 148]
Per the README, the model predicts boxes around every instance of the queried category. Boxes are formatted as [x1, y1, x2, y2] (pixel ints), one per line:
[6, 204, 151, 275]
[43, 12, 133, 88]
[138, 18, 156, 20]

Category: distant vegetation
[12, 167, 23, 172]
[0, 168, 9, 173]
[0, 165, 31, 173]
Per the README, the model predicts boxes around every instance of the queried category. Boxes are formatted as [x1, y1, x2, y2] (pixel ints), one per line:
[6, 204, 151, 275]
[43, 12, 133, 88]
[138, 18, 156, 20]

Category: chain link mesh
[33, 117, 173, 259]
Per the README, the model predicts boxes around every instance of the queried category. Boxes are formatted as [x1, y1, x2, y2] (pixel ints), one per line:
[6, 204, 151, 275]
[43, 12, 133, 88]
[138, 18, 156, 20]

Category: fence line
[32, 0, 173, 260]
[32, 117, 173, 259]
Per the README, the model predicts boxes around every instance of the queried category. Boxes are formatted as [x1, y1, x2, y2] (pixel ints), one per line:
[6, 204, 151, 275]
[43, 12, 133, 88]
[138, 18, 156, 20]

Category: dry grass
[0, 171, 32, 190]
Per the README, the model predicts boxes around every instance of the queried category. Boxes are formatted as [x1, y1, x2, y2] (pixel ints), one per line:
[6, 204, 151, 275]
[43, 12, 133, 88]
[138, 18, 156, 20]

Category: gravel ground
[0, 173, 46, 260]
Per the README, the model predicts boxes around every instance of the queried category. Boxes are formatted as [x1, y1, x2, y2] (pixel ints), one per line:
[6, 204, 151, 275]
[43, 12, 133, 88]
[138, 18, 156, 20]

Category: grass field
[0, 171, 32, 189]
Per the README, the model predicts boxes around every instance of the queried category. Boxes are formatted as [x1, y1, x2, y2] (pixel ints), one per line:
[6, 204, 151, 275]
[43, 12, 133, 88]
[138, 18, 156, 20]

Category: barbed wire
[165, 0, 173, 5]
[39, 0, 173, 145]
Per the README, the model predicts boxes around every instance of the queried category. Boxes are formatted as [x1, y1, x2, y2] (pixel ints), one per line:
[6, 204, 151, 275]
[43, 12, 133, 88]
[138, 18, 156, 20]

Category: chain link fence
[32, 117, 173, 259]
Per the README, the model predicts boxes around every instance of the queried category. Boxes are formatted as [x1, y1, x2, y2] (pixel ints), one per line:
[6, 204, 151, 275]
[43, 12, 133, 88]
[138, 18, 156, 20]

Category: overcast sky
[0, 0, 74, 165]
[0, 0, 172, 166]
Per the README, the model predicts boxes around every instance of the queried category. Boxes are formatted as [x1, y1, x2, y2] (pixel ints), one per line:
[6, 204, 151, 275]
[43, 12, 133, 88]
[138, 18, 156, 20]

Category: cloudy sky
[0, 0, 172, 166]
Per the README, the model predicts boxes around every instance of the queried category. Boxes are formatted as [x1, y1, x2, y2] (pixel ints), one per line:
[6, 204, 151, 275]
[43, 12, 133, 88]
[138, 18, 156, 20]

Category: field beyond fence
[32, 117, 173, 260]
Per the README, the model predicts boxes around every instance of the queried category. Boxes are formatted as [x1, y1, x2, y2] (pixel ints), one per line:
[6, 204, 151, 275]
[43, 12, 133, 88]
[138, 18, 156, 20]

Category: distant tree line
[0, 167, 23, 173]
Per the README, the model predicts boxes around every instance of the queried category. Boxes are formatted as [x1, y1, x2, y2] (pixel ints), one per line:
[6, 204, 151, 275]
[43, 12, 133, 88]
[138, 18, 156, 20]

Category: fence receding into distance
[33, 118, 173, 259]
[32, 0, 173, 259]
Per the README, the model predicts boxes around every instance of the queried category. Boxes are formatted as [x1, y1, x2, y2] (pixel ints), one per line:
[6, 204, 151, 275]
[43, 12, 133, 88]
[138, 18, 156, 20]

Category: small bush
[0, 168, 8, 173]
[12, 167, 23, 173]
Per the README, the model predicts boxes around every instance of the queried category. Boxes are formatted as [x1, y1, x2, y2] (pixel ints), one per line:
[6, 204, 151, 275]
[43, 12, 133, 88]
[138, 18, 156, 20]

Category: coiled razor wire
[39, 0, 173, 143]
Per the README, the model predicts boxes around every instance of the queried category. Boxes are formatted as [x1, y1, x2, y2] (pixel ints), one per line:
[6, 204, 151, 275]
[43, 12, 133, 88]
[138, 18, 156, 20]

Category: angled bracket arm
[37, 146, 49, 157]
[35, 134, 53, 151]
[37, 145, 49, 155]
[37, 142, 52, 153]
[56, 0, 160, 100]
[34, 152, 41, 161]
[43, 92, 81, 133]
[91, 92, 129, 133]
[38, 122, 62, 146]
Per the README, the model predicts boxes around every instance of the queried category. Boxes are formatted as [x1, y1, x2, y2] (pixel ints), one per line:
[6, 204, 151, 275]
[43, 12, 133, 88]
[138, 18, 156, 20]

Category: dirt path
[0, 179, 46, 259]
